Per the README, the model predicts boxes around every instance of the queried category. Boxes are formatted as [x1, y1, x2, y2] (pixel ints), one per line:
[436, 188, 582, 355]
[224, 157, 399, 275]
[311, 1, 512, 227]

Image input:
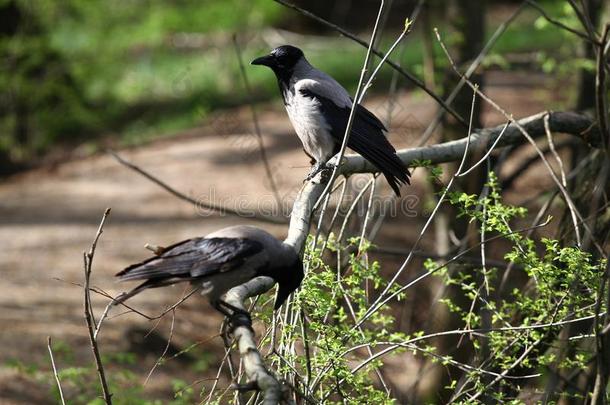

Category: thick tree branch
[341, 111, 601, 176]
[223, 276, 291, 405]
[284, 111, 598, 255]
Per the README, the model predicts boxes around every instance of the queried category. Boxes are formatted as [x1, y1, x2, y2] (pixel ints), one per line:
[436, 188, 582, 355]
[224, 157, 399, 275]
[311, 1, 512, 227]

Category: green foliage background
[0, 0, 584, 170]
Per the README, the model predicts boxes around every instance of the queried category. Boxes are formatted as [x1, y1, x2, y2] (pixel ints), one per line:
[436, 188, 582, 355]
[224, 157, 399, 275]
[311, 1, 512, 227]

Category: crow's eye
[275, 55, 290, 68]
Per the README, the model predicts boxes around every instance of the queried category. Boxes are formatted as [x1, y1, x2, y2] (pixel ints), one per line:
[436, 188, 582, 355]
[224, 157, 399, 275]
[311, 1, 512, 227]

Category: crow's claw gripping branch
[214, 300, 254, 333]
[233, 380, 260, 393]
[305, 162, 333, 182]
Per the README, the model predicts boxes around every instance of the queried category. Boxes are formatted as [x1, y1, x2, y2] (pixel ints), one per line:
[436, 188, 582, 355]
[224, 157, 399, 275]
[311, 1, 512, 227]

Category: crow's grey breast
[299, 88, 410, 195]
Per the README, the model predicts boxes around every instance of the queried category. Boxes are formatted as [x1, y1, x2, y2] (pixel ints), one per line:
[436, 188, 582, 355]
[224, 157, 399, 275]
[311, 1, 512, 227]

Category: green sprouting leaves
[448, 172, 527, 233]
[270, 235, 407, 403]
[437, 172, 607, 401]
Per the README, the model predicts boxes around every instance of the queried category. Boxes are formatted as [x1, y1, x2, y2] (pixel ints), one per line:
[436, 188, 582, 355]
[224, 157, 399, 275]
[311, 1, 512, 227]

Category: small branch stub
[145, 243, 166, 256]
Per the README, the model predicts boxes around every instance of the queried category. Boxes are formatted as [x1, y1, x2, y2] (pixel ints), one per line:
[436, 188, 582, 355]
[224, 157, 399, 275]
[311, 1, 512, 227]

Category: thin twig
[360, 85, 479, 326]
[109, 150, 286, 224]
[143, 309, 176, 385]
[83, 208, 113, 405]
[353, 216, 552, 331]
[94, 300, 114, 340]
[544, 112, 568, 187]
[47, 337, 66, 405]
[458, 120, 511, 177]
[232, 35, 283, 207]
[272, 0, 469, 128]
[418, 2, 526, 145]
[56, 278, 201, 322]
[525, 0, 600, 44]
[314, 0, 390, 212]
[434, 28, 608, 253]
[566, 0, 599, 41]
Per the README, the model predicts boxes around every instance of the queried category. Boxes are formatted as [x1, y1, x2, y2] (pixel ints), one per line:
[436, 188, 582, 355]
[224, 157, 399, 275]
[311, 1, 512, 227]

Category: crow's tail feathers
[112, 280, 152, 306]
[346, 131, 410, 197]
[383, 170, 409, 197]
[112, 278, 183, 306]
[365, 146, 410, 197]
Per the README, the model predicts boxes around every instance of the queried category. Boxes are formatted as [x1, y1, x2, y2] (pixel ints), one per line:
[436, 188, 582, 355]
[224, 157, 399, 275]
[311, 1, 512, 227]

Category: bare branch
[223, 276, 292, 404]
[83, 208, 113, 405]
[525, 0, 600, 45]
[109, 150, 287, 224]
[144, 309, 176, 385]
[232, 35, 283, 207]
[47, 337, 66, 405]
[284, 110, 599, 257]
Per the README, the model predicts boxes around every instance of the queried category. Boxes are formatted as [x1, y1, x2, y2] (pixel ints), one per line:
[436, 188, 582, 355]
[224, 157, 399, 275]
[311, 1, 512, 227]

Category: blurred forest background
[0, 0, 600, 174]
[1, 0, 609, 404]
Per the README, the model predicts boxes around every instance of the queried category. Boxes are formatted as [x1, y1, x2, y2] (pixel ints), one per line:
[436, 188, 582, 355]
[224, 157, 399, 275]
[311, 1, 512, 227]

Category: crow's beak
[251, 54, 274, 67]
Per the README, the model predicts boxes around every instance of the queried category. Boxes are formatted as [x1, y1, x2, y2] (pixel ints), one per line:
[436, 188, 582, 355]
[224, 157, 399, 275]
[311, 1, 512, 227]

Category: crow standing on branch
[114, 225, 303, 327]
[252, 45, 410, 196]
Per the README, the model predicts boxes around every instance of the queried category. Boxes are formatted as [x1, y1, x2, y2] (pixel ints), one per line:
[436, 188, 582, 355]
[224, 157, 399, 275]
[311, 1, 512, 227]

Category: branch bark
[341, 111, 601, 177]
[284, 110, 599, 255]
[223, 276, 290, 405]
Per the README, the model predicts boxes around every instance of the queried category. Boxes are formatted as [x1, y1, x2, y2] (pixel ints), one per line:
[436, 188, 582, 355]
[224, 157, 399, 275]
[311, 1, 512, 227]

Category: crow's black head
[273, 256, 304, 310]
[251, 45, 304, 78]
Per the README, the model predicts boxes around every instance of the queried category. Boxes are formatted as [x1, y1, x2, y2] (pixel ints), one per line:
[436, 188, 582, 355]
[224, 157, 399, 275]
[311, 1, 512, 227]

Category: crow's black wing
[116, 237, 264, 281]
[300, 89, 410, 196]
[350, 98, 387, 132]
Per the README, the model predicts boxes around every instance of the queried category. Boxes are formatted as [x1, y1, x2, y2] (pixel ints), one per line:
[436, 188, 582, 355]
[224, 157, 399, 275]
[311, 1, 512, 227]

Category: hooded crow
[114, 225, 303, 320]
[252, 45, 410, 196]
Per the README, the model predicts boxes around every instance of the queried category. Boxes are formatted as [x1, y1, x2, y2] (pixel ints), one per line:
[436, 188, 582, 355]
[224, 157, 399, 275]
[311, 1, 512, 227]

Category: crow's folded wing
[116, 237, 264, 281]
[299, 87, 410, 194]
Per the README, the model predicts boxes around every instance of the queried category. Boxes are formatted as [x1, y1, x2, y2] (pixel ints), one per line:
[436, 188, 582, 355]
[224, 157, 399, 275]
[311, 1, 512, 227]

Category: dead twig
[47, 337, 66, 405]
[83, 208, 113, 405]
[108, 150, 286, 224]
[232, 35, 283, 207]
[525, 0, 601, 45]
[144, 309, 176, 385]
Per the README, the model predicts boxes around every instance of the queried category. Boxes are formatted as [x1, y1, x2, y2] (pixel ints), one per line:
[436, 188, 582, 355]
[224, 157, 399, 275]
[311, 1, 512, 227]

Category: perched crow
[252, 45, 410, 196]
[114, 225, 303, 323]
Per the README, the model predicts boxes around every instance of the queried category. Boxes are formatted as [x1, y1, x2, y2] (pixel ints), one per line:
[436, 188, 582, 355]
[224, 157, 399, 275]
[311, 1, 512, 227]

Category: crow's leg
[233, 380, 259, 393]
[213, 300, 253, 333]
[305, 161, 333, 182]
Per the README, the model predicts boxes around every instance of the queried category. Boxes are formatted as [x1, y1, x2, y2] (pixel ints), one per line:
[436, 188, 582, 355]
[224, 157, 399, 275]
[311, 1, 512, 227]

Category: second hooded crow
[252, 45, 410, 196]
[114, 225, 303, 324]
